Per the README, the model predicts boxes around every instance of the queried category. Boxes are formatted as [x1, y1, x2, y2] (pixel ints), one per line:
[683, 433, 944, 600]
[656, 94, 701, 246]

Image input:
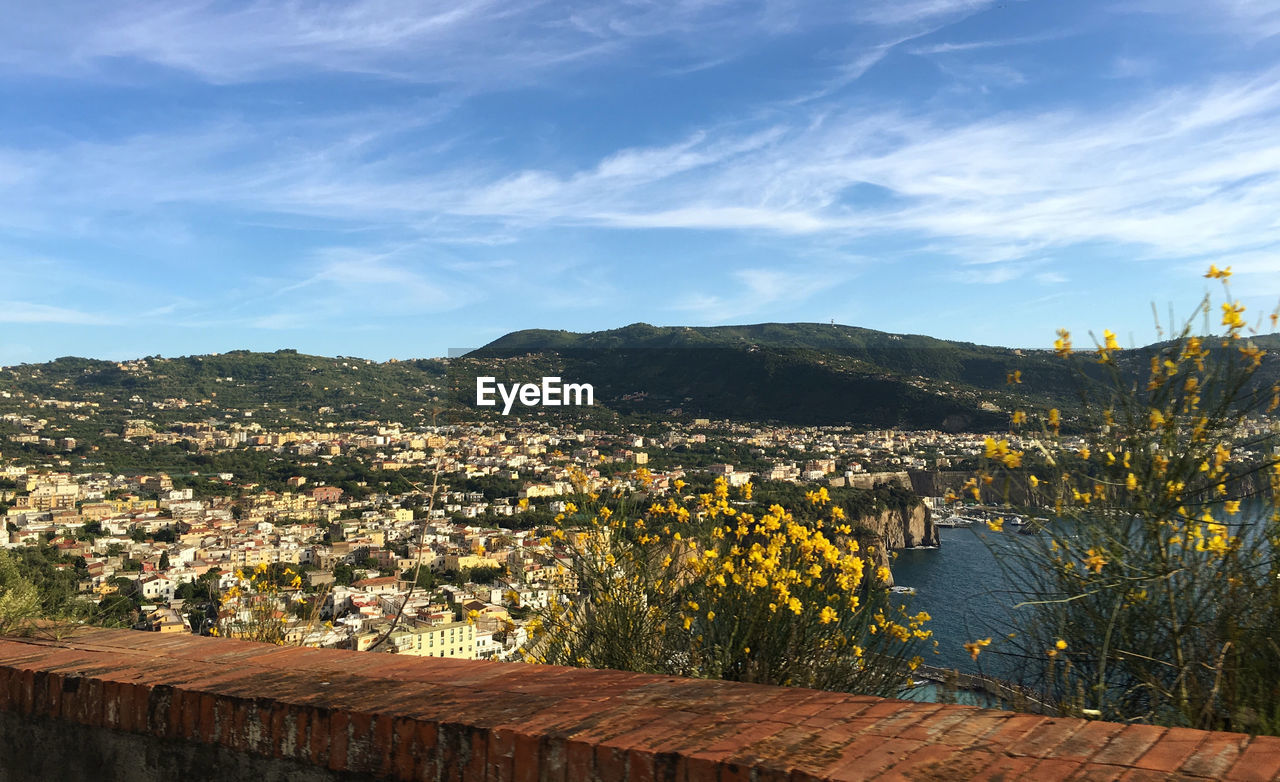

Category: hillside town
[5, 374, 1278, 663]
[0, 393, 1038, 660]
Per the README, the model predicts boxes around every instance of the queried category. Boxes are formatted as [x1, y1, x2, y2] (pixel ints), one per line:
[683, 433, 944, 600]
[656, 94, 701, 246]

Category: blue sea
[890, 500, 1274, 701]
[891, 526, 1023, 679]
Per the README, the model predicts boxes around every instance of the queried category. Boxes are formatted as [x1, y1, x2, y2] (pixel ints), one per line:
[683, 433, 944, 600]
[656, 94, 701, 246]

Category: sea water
[890, 500, 1275, 702]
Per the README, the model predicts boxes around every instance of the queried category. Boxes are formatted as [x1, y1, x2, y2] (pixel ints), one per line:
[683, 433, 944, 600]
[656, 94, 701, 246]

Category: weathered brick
[1132, 726, 1206, 772]
[1000, 717, 1084, 759]
[1069, 765, 1128, 781]
[1091, 724, 1167, 767]
[1, 629, 1278, 782]
[1224, 737, 1280, 782]
[975, 714, 1048, 753]
[1048, 718, 1126, 763]
[511, 730, 541, 782]
[825, 736, 925, 778]
[873, 741, 965, 781]
[327, 709, 351, 771]
[1180, 732, 1249, 778]
[967, 753, 1044, 781]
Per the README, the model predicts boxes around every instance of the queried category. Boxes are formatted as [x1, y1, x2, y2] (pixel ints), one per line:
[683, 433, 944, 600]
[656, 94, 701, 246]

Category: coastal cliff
[839, 472, 938, 550]
[847, 493, 937, 588]
[858, 501, 936, 550]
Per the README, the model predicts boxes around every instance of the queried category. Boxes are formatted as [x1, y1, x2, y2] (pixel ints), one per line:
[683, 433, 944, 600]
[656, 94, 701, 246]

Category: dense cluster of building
[6, 389, 1271, 659]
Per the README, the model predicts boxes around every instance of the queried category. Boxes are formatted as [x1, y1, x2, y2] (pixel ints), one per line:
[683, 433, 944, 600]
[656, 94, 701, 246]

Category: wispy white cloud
[908, 29, 1075, 55]
[1120, 0, 1280, 42]
[9, 62, 1280, 286]
[8, 58, 1280, 279]
[672, 267, 848, 322]
[246, 247, 468, 329]
[4, 0, 1278, 355]
[852, 0, 999, 27]
[0, 0, 983, 87]
[0, 301, 111, 325]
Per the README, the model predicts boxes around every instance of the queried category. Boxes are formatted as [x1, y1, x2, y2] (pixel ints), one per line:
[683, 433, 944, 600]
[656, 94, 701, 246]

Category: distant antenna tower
[830, 318, 836, 327]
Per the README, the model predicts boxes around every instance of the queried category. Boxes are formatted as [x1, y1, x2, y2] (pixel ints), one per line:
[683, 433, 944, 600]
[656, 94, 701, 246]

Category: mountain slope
[468, 323, 1280, 429]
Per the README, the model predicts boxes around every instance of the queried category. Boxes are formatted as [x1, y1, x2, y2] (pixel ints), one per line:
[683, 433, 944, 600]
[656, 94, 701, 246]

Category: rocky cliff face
[856, 502, 934, 589]
[856, 501, 936, 550]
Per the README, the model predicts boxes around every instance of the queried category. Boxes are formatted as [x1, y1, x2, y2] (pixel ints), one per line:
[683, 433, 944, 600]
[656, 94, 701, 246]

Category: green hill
[3, 325, 1276, 448]
[0, 350, 449, 438]
[465, 323, 1280, 429]
[465, 323, 1069, 429]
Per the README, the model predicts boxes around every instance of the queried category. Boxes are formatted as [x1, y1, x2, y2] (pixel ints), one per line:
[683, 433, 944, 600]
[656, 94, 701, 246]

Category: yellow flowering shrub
[975, 273, 1280, 732]
[215, 562, 308, 645]
[525, 476, 929, 696]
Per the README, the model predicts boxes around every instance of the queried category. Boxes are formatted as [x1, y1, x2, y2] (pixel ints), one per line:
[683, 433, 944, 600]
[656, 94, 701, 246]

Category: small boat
[935, 515, 972, 527]
[890, 585, 917, 595]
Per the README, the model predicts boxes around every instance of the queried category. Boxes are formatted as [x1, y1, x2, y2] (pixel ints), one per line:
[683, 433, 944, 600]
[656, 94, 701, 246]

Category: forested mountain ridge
[3, 325, 1277, 444]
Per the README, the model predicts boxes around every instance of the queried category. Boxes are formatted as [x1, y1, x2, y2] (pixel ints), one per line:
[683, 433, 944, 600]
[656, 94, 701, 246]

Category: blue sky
[3, 0, 1280, 365]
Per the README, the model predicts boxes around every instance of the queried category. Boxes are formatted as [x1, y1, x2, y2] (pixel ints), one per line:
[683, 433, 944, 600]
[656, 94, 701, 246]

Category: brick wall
[1, 627, 1279, 780]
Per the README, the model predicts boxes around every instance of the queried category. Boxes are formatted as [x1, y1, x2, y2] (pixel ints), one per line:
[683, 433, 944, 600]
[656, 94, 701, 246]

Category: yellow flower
[819, 606, 838, 624]
[1055, 639, 1068, 650]
[1104, 329, 1120, 352]
[1054, 329, 1072, 358]
[1006, 370, 1022, 385]
[1204, 264, 1232, 279]
[1239, 342, 1267, 369]
[1084, 548, 1107, 574]
[1149, 409, 1166, 429]
[964, 638, 992, 661]
[1048, 408, 1061, 432]
[1079, 446, 1091, 461]
[876, 566, 891, 583]
[1225, 500, 1241, 515]
[1222, 301, 1246, 330]
[1028, 475, 1040, 488]
[986, 517, 1004, 532]
[1011, 410, 1027, 426]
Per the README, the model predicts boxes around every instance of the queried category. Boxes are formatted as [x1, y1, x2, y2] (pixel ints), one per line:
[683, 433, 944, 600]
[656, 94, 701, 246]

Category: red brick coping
[1, 627, 1279, 780]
